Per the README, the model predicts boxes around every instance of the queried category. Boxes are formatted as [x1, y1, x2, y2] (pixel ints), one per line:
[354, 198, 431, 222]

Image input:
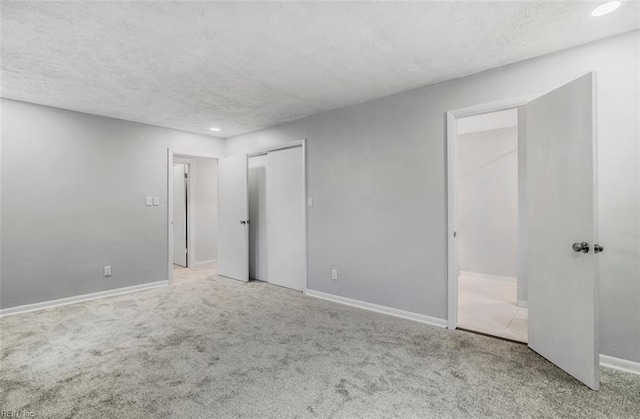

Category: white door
[172, 164, 188, 267]
[248, 154, 268, 281]
[267, 147, 305, 291]
[218, 155, 249, 281]
[526, 73, 600, 390]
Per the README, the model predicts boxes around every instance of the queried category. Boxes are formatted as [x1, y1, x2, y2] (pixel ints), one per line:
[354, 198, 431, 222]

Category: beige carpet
[1, 266, 639, 418]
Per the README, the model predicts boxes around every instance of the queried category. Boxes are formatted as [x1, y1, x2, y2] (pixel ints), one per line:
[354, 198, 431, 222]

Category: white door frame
[167, 149, 222, 284]
[247, 139, 308, 292]
[446, 95, 539, 329]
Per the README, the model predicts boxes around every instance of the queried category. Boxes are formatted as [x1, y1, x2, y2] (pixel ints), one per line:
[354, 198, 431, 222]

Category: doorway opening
[455, 108, 527, 343]
[168, 151, 219, 284]
[172, 160, 190, 268]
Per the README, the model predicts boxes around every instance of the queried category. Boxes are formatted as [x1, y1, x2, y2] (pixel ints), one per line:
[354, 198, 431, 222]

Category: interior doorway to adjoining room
[172, 161, 190, 267]
[455, 109, 527, 343]
[169, 152, 219, 281]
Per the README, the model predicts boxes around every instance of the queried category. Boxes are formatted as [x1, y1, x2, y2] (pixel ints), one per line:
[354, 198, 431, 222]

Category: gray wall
[225, 32, 640, 363]
[192, 157, 218, 264]
[0, 99, 225, 308]
[458, 127, 518, 278]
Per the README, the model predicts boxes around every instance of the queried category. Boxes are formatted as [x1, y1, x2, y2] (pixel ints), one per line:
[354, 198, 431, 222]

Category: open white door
[172, 164, 188, 267]
[218, 155, 249, 282]
[527, 73, 600, 390]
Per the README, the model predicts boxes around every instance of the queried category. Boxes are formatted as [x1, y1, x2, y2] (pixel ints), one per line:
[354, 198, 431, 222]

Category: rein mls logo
[0, 411, 35, 418]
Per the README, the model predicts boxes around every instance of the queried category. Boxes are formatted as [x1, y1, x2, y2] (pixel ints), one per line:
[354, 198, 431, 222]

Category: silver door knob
[240, 220, 246, 225]
[594, 244, 604, 253]
[572, 242, 589, 253]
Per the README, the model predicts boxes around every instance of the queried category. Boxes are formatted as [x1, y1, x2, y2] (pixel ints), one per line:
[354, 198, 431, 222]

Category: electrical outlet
[331, 269, 338, 280]
[104, 266, 112, 277]
[153, 196, 160, 206]
[307, 197, 313, 208]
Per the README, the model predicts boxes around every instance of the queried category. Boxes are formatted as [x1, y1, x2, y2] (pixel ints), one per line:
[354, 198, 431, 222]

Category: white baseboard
[0, 281, 169, 317]
[600, 354, 640, 375]
[305, 289, 447, 329]
[517, 299, 528, 308]
[460, 271, 516, 282]
[193, 259, 217, 267]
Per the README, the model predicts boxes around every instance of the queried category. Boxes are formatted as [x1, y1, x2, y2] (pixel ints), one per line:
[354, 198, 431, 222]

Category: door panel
[172, 164, 187, 267]
[527, 73, 599, 389]
[267, 147, 305, 291]
[248, 155, 268, 281]
[218, 155, 249, 281]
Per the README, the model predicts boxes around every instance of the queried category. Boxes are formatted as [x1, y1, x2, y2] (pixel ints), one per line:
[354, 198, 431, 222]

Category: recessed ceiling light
[209, 127, 220, 132]
[591, 1, 621, 17]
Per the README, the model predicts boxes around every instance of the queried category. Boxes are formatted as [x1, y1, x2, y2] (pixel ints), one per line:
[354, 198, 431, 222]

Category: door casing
[446, 94, 539, 329]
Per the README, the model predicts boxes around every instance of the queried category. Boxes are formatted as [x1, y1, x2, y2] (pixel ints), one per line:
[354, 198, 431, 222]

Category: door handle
[594, 244, 604, 253]
[572, 242, 589, 253]
[240, 220, 246, 225]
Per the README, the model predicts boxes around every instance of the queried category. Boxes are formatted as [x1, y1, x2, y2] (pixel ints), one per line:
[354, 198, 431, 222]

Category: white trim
[600, 354, 640, 375]
[173, 151, 223, 160]
[305, 289, 447, 328]
[186, 160, 195, 269]
[167, 148, 174, 282]
[448, 94, 540, 119]
[459, 271, 517, 283]
[301, 139, 308, 293]
[517, 299, 529, 308]
[247, 139, 305, 157]
[446, 95, 538, 330]
[193, 259, 217, 267]
[0, 100, 3, 297]
[174, 157, 193, 164]
[0, 281, 169, 317]
[447, 112, 458, 330]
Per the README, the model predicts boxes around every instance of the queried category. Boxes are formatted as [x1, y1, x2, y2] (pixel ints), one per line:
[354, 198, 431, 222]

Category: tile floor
[458, 274, 528, 343]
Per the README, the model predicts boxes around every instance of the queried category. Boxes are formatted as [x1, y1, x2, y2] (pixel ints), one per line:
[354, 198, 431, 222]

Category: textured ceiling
[1, 1, 638, 138]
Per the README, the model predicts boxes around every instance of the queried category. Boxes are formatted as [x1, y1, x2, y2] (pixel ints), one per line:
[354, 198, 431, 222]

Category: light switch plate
[145, 196, 153, 206]
[307, 197, 313, 208]
[153, 196, 160, 206]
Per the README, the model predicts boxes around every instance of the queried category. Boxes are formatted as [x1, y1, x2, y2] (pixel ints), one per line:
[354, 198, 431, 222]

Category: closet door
[267, 147, 305, 291]
[248, 154, 268, 281]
